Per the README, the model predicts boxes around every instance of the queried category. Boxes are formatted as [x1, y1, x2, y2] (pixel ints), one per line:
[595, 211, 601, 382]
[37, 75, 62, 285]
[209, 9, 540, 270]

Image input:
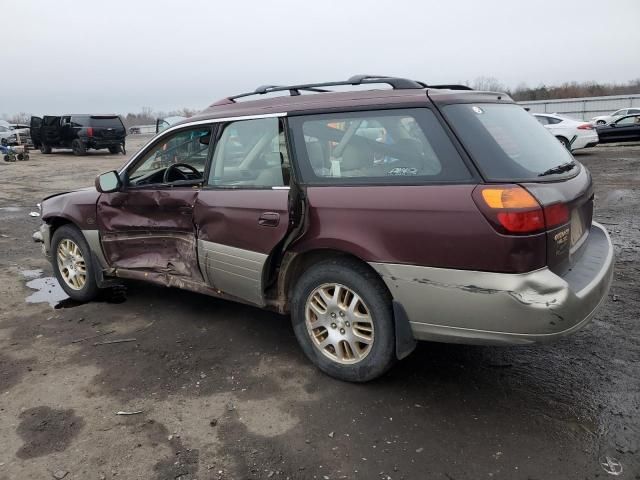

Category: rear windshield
[88, 116, 123, 128]
[442, 103, 576, 181]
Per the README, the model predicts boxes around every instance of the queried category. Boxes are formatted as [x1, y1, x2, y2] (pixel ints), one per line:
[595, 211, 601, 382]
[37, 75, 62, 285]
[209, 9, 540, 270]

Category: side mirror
[609, 123, 616, 127]
[95, 170, 121, 193]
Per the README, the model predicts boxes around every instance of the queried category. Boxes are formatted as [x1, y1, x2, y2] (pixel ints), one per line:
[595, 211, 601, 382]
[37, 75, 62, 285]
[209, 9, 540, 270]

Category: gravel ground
[0, 139, 638, 480]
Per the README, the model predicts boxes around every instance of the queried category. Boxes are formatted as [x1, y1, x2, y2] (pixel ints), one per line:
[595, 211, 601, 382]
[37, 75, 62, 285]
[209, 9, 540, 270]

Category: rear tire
[72, 139, 87, 156]
[51, 225, 98, 302]
[290, 258, 396, 382]
[108, 146, 121, 154]
[557, 136, 571, 151]
[41, 144, 52, 154]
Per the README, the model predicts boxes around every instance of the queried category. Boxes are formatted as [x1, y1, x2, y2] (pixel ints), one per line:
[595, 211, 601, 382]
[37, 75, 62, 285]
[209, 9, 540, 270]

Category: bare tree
[472, 76, 506, 92]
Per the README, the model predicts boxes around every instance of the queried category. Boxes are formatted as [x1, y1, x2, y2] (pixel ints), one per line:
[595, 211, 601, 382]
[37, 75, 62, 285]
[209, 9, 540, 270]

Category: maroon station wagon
[34, 75, 614, 382]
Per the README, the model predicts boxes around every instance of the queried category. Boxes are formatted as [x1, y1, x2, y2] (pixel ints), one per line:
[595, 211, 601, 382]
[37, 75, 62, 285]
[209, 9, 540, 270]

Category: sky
[1, 0, 639, 116]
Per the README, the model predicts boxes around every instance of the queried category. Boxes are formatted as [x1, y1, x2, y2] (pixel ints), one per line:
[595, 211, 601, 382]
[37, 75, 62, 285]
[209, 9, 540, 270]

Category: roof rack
[209, 76, 475, 106]
[226, 75, 426, 102]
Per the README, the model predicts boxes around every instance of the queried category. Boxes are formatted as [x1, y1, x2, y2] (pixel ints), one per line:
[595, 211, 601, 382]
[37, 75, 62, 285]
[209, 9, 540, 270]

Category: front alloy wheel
[305, 283, 375, 364]
[56, 238, 87, 290]
[51, 224, 99, 302]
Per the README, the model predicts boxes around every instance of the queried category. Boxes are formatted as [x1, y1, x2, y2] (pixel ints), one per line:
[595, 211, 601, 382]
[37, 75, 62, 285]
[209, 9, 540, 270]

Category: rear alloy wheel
[305, 283, 375, 364]
[72, 139, 87, 156]
[557, 136, 571, 151]
[51, 225, 98, 302]
[291, 258, 396, 382]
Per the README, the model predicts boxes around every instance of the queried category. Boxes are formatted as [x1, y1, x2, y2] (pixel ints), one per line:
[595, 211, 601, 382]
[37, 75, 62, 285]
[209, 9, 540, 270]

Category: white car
[0, 124, 18, 146]
[591, 108, 640, 125]
[533, 113, 599, 151]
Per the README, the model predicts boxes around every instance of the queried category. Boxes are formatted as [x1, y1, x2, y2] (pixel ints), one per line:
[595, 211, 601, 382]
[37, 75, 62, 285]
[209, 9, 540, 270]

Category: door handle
[258, 212, 280, 227]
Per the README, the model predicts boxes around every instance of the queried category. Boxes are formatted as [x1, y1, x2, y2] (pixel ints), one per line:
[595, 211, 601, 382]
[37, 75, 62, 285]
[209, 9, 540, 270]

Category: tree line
[471, 77, 640, 101]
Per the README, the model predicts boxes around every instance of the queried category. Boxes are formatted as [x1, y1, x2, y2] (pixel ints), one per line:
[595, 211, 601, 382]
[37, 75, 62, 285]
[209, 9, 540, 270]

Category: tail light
[577, 123, 593, 130]
[473, 185, 569, 235]
[86, 127, 94, 137]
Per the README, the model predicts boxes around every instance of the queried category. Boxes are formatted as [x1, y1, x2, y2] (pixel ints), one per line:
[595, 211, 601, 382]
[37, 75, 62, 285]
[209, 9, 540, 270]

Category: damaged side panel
[370, 262, 572, 337]
[97, 189, 203, 282]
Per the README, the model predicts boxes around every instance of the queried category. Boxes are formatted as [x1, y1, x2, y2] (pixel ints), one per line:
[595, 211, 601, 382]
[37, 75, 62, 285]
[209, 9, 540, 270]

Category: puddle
[25, 277, 70, 307]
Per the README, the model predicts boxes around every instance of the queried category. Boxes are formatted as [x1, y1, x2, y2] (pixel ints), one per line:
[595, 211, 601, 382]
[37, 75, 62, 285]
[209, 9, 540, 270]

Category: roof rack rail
[227, 75, 426, 102]
[426, 84, 473, 91]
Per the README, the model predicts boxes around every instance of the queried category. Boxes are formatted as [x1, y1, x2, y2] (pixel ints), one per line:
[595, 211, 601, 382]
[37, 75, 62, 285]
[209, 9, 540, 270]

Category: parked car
[34, 75, 614, 382]
[533, 113, 599, 151]
[591, 108, 640, 125]
[30, 114, 127, 155]
[7, 123, 33, 146]
[0, 123, 18, 146]
[596, 114, 640, 143]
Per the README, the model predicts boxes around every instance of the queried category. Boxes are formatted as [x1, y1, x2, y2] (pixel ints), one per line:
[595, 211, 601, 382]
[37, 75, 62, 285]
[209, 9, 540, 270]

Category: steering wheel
[163, 163, 202, 183]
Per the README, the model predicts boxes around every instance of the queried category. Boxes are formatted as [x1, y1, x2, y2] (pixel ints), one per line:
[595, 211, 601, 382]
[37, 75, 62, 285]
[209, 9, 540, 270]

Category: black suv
[30, 114, 126, 156]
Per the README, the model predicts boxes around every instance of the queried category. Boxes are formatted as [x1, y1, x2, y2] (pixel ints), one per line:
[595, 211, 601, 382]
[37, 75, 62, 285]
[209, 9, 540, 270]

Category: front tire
[71, 139, 87, 156]
[51, 225, 98, 302]
[291, 258, 396, 382]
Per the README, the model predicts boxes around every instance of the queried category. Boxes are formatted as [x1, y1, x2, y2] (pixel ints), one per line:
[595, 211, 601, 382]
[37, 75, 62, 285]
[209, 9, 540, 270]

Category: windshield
[442, 103, 576, 181]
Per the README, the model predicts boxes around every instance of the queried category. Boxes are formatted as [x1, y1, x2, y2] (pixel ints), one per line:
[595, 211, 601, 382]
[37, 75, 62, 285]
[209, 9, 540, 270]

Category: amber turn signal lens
[481, 187, 539, 209]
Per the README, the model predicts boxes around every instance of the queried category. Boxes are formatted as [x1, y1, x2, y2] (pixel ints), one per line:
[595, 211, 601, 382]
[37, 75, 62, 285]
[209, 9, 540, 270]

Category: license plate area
[570, 209, 585, 248]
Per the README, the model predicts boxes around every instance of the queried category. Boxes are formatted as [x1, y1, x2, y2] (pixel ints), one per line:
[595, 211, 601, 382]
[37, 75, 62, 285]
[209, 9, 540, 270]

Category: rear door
[30, 116, 42, 146]
[41, 116, 62, 146]
[193, 115, 292, 306]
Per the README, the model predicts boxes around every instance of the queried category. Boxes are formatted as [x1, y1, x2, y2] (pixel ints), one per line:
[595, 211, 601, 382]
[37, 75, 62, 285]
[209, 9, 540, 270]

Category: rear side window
[289, 108, 472, 184]
[442, 103, 575, 181]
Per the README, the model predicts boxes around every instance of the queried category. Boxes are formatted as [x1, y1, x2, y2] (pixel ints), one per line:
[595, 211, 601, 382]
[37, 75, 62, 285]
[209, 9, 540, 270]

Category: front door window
[208, 117, 290, 188]
[127, 127, 212, 186]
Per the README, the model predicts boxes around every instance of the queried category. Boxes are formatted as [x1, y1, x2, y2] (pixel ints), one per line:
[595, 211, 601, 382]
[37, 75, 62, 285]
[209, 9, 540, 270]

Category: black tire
[41, 144, 52, 154]
[71, 139, 87, 156]
[557, 136, 571, 151]
[290, 258, 396, 382]
[51, 225, 99, 302]
[108, 146, 121, 154]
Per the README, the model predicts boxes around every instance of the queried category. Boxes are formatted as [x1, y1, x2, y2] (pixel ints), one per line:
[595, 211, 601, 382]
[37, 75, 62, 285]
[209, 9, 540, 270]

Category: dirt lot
[0, 138, 638, 480]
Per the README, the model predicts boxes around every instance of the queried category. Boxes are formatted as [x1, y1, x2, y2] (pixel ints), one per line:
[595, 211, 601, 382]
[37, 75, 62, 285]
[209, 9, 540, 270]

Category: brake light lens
[86, 127, 94, 137]
[543, 202, 569, 227]
[577, 123, 593, 130]
[473, 185, 569, 234]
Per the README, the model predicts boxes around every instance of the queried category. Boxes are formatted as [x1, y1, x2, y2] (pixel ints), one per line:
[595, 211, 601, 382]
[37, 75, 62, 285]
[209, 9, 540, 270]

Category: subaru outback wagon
[34, 75, 614, 382]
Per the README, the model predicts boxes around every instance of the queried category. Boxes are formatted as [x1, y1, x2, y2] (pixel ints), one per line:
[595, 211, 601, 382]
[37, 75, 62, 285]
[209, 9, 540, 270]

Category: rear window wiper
[538, 161, 576, 177]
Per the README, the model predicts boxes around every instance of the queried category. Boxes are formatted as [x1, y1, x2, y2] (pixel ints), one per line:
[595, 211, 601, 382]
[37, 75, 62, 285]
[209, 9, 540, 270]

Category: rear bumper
[572, 132, 599, 150]
[86, 139, 125, 149]
[370, 222, 614, 345]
